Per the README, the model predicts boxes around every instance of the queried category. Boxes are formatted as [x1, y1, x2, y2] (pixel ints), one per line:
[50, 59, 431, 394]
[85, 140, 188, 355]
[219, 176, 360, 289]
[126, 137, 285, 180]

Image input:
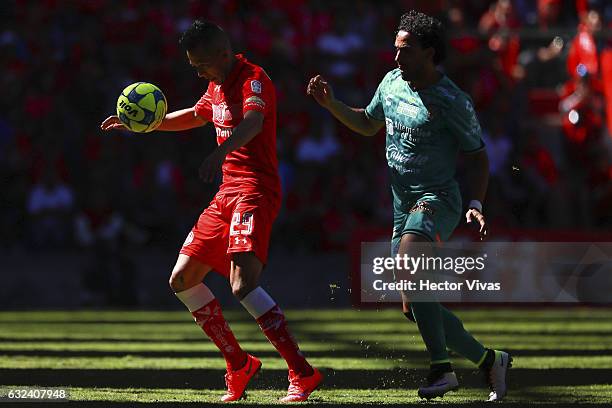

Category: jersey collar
[222, 54, 247, 90]
[408, 74, 448, 95]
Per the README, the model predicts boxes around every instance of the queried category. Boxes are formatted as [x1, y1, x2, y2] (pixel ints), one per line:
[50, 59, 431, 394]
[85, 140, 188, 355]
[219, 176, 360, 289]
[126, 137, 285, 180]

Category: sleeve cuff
[462, 140, 485, 154]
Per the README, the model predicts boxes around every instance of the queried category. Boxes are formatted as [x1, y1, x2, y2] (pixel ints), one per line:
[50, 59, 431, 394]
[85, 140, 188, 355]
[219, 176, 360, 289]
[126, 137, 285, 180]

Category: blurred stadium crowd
[3, 0, 612, 258]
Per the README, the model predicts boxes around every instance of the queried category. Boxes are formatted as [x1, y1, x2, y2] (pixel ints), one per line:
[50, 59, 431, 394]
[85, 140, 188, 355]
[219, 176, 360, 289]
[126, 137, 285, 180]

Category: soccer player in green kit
[307, 11, 511, 401]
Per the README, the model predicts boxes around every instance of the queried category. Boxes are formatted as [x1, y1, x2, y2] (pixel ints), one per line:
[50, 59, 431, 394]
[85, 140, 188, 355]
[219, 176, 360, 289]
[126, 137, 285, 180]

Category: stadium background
[2, 0, 612, 305]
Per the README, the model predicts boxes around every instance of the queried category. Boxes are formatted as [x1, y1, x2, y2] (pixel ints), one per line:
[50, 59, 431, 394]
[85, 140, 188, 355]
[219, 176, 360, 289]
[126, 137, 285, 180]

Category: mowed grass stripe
[1, 308, 611, 322]
[1, 338, 612, 352]
[2, 320, 612, 334]
[3, 355, 612, 370]
[2, 331, 611, 342]
[0, 341, 350, 353]
[3, 331, 612, 346]
[0, 356, 401, 370]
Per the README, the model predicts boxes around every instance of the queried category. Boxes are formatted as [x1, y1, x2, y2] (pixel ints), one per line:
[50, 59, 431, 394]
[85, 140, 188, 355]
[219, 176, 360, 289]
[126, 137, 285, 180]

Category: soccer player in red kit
[101, 20, 322, 402]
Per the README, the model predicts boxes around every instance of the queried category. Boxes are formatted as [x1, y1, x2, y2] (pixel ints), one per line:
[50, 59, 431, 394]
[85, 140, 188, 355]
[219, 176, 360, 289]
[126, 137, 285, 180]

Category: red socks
[256, 305, 314, 377]
[192, 299, 247, 371]
[177, 284, 313, 377]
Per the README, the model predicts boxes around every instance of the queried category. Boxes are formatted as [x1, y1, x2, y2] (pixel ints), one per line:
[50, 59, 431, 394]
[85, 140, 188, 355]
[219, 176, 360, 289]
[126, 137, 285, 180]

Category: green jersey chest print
[365, 69, 484, 197]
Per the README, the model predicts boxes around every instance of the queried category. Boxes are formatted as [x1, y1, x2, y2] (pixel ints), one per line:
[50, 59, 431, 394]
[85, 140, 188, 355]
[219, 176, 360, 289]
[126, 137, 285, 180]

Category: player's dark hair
[179, 20, 229, 52]
[397, 10, 446, 64]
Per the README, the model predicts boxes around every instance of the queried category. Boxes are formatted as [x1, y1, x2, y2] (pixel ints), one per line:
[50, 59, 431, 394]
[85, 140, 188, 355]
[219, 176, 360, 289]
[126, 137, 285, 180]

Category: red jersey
[194, 54, 281, 199]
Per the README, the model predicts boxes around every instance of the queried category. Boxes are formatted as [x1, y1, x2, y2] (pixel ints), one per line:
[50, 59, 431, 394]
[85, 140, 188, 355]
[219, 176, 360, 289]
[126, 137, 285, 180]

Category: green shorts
[391, 189, 461, 255]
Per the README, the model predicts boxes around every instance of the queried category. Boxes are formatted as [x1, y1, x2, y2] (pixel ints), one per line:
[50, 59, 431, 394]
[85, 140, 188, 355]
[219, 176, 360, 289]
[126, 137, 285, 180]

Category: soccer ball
[116, 82, 167, 132]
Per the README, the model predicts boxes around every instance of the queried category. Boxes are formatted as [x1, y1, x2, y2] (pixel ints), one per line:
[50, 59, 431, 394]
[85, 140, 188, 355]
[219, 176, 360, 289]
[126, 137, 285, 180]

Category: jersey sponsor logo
[405, 95, 419, 105]
[386, 143, 428, 174]
[397, 101, 420, 118]
[392, 121, 432, 138]
[386, 143, 428, 165]
[245, 96, 266, 109]
[250, 80, 262, 93]
[215, 127, 234, 140]
[393, 121, 411, 133]
[212, 101, 232, 123]
[399, 127, 432, 142]
[385, 118, 394, 135]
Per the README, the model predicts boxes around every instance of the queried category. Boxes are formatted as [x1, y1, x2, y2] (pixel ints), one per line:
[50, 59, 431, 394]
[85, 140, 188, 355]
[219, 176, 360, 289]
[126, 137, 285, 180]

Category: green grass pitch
[1, 308, 611, 405]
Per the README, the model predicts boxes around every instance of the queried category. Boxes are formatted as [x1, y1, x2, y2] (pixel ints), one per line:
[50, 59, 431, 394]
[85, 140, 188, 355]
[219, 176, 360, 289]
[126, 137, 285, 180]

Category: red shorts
[179, 191, 280, 277]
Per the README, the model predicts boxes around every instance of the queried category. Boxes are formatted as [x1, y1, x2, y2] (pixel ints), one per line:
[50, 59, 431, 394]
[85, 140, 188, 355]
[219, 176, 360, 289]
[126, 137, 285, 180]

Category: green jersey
[365, 69, 484, 199]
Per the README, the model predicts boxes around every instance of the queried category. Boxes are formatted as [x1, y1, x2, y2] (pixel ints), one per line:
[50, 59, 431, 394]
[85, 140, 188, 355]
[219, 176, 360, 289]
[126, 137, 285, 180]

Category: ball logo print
[116, 82, 167, 132]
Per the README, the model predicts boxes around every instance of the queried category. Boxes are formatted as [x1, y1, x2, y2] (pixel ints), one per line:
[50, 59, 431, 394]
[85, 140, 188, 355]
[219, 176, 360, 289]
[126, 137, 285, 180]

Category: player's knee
[230, 255, 261, 300]
[230, 268, 257, 299]
[231, 280, 255, 300]
[168, 272, 182, 292]
[402, 300, 411, 313]
[169, 266, 191, 292]
[402, 303, 417, 323]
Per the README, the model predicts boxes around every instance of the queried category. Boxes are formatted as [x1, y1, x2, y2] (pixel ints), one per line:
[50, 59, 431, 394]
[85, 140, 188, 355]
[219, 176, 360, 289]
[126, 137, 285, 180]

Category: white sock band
[175, 283, 215, 312]
[240, 287, 276, 319]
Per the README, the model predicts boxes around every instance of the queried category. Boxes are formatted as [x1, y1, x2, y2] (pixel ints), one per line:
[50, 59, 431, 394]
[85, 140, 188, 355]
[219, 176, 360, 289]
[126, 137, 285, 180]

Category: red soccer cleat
[220, 354, 261, 402]
[280, 367, 323, 402]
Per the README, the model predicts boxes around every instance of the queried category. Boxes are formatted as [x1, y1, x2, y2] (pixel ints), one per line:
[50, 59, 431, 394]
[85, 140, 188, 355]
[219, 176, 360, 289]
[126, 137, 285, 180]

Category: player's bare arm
[100, 107, 206, 132]
[157, 107, 207, 131]
[198, 110, 264, 182]
[307, 74, 384, 136]
[463, 148, 490, 240]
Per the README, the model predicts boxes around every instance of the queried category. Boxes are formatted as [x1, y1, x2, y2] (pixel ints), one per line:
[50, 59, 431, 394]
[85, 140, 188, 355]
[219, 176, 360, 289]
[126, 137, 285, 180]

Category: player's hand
[465, 208, 488, 240]
[307, 75, 335, 109]
[100, 115, 127, 131]
[198, 148, 225, 183]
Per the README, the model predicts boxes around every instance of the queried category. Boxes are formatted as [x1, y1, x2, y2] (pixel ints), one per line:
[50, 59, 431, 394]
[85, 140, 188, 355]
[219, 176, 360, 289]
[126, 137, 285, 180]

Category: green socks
[439, 305, 487, 365]
[407, 303, 488, 366]
[410, 302, 450, 363]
